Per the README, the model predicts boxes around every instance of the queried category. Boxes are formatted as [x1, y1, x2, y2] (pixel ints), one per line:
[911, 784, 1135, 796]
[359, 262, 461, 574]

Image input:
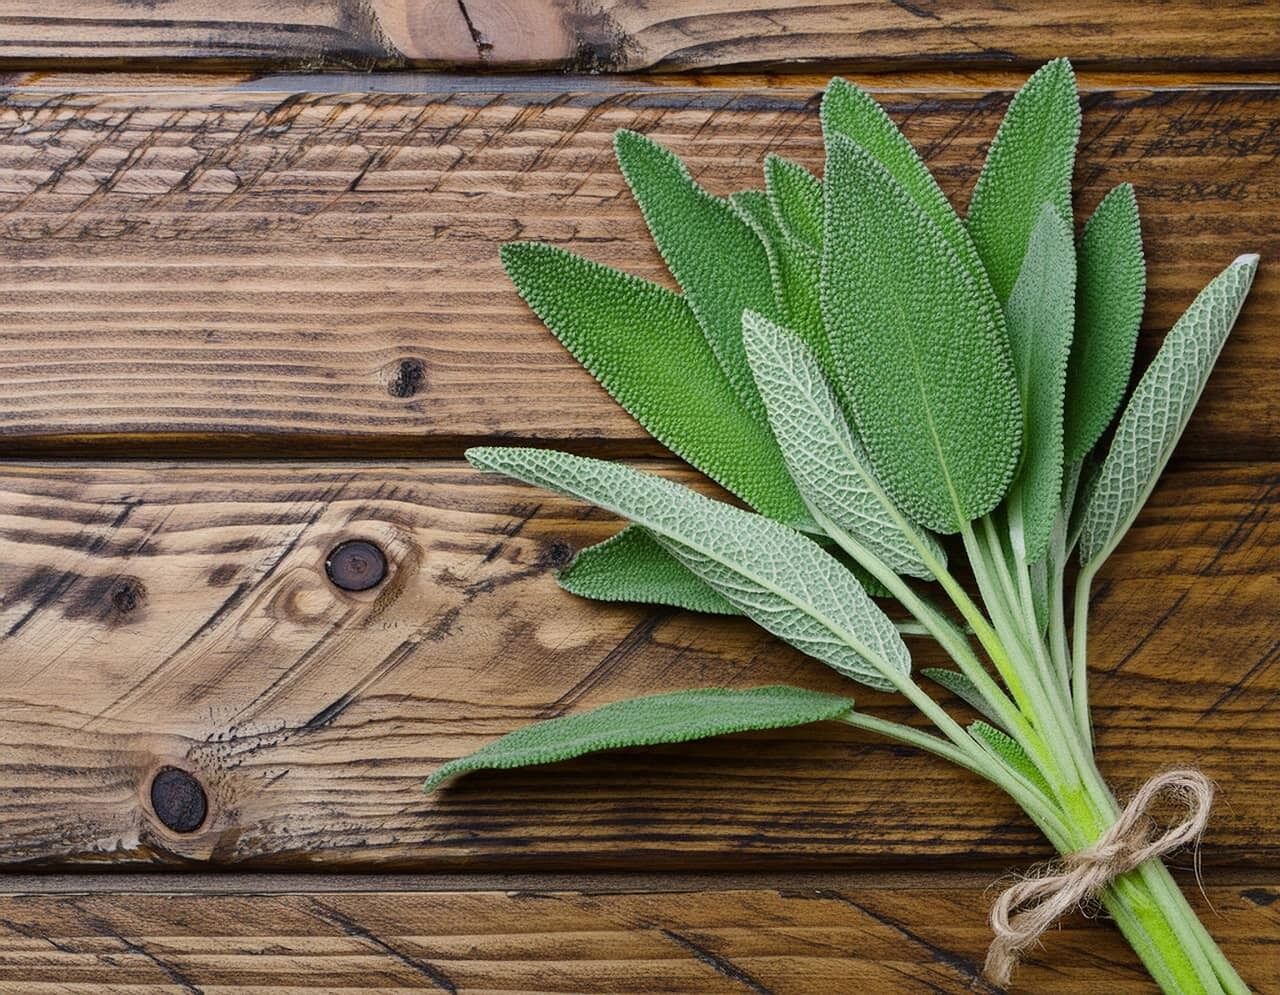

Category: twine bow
[984, 769, 1214, 987]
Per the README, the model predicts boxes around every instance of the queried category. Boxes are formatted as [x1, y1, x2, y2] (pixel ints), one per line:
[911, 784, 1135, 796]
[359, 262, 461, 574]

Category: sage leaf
[822, 77, 991, 294]
[425, 685, 853, 790]
[922, 669, 1002, 725]
[730, 191, 831, 376]
[562, 524, 894, 614]
[501, 243, 808, 526]
[468, 447, 913, 691]
[1064, 184, 1147, 464]
[970, 720, 1052, 796]
[1004, 203, 1076, 563]
[614, 129, 780, 418]
[822, 135, 1023, 534]
[559, 525, 738, 615]
[741, 310, 944, 579]
[966, 58, 1080, 303]
[764, 154, 824, 250]
[1079, 254, 1259, 570]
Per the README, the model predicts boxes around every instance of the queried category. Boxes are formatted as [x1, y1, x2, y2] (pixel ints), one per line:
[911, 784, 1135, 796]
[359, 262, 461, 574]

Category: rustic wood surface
[0, 873, 1275, 994]
[0, 459, 1274, 871]
[0, 8, 1278, 988]
[0, 2, 1277, 73]
[0, 80, 1276, 459]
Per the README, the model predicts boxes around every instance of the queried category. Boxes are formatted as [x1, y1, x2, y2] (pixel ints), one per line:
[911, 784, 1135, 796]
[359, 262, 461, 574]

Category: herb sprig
[428, 61, 1258, 992]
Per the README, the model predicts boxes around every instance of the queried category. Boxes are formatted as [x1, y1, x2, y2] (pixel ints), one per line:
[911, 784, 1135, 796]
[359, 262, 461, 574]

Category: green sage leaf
[970, 720, 1052, 796]
[1004, 203, 1076, 563]
[730, 191, 830, 376]
[425, 685, 853, 790]
[501, 243, 808, 526]
[1079, 254, 1259, 570]
[558, 525, 738, 614]
[922, 669, 1002, 726]
[614, 129, 780, 417]
[822, 135, 1023, 534]
[966, 58, 1081, 303]
[822, 77, 990, 293]
[764, 154, 824, 250]
[741, 310, 943, 579]
[1064, 183, 1147, 464]
[468, 447, 913, 692]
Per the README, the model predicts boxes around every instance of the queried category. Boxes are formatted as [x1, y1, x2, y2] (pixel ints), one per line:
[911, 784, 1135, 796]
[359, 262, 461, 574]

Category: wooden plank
[0, 82, 1276, 459]
[0, 2, 1277, 73]
[0, 874, 1275, 993]
[0, 460, 1275, 869]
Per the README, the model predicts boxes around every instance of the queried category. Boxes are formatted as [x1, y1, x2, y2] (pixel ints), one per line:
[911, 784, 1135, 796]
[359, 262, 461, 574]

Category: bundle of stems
[426, 60, 1260, 991]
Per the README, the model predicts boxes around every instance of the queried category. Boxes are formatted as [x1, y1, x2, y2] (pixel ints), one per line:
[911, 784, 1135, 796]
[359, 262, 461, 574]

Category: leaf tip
[464, 446, 506, 473]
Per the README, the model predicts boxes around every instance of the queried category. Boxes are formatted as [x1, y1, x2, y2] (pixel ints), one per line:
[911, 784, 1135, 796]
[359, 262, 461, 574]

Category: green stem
[1072, 564, 1097, 747]
[813, 512, 1050, 766]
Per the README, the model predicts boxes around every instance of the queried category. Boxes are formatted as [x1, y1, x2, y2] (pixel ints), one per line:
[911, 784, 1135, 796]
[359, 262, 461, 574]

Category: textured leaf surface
[614, 129, 779, 417]
[468, 447, 912, 691]
[922, 669, 1001, 725]
[742, 311, 943, 579]
[822, 77, 990, 293]
[970, 721, 1052, 796]
[501, 243, 808, 526]
[1064, 183, 1147, 463]
[425, 686, 853, 790]
[966, 58, 1081, 303]
[765, 154, 824, 250]
[1079, 254, 1259, 568]
[822, 135, 1022, 534]
[559, 525, 738, 614]
[1004, 203, 1076, 563]
[730, 191, 830, 373]
[562, 525, 895, 614]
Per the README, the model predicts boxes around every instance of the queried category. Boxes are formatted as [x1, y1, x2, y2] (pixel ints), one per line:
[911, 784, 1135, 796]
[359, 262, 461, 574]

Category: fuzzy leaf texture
[821, 77, 993, 297]
[560, 523, 895, 614]
[500, 243, 809, 527]
[730, 191, 831, 378]
[1064, 183, 1147, 464]
[764, 154, 824, 250]
[966, 58, 1081, 303]
[425, 686, 854, 790]
[922, 669, 1002, 726]
[822, 135, 1023, 534]
[559, 525, 738, 615]
[970, 721, 1052, 797]
[614, 130, 780, 418]
[468, 447, 913, 692]
[1003, 203, 1076, 563]
[1079, 254, 1259, 570]
[741, 310, 944, 579]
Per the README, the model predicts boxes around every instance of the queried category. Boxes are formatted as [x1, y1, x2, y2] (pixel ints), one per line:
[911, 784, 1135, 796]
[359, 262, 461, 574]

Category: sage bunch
[427, 61, 1259, 992]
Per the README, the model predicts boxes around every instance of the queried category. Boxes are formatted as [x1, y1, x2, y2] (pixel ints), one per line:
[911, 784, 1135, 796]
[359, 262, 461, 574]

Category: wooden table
[0, 4, 1277, 992]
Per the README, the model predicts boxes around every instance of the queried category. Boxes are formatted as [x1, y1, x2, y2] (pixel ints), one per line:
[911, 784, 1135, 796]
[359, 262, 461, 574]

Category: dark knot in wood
[150, 767, 207, 834]
[387, 357, 426, 398]
[326, 539, 388, 592]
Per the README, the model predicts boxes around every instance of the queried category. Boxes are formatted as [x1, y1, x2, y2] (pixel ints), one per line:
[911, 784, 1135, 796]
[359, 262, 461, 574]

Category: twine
[984, 769, 1214, 987]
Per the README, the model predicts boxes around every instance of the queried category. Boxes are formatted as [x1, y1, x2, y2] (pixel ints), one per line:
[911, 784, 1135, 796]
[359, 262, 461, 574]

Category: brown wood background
[0, 4, 1277, 992]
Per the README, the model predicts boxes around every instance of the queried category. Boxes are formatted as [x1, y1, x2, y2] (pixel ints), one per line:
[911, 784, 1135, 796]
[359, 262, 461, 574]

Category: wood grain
[0, 874, 1275, 993]
[0, 82, 1275, 459]
[0, 2, 1277, 73]
[0, 459, 1274, 869]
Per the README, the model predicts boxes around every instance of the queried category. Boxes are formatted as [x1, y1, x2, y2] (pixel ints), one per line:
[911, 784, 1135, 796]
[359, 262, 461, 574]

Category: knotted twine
[984, 769, 1214, 986]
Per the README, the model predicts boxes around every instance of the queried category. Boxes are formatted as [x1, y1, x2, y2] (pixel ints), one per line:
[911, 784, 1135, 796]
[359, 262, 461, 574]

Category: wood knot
[326, 539, 388, 592]
[539, 539, 575, 569]
[150, 767, 207, 834]
[387, 357, 426, 398]
[110, 577, 146, 615]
